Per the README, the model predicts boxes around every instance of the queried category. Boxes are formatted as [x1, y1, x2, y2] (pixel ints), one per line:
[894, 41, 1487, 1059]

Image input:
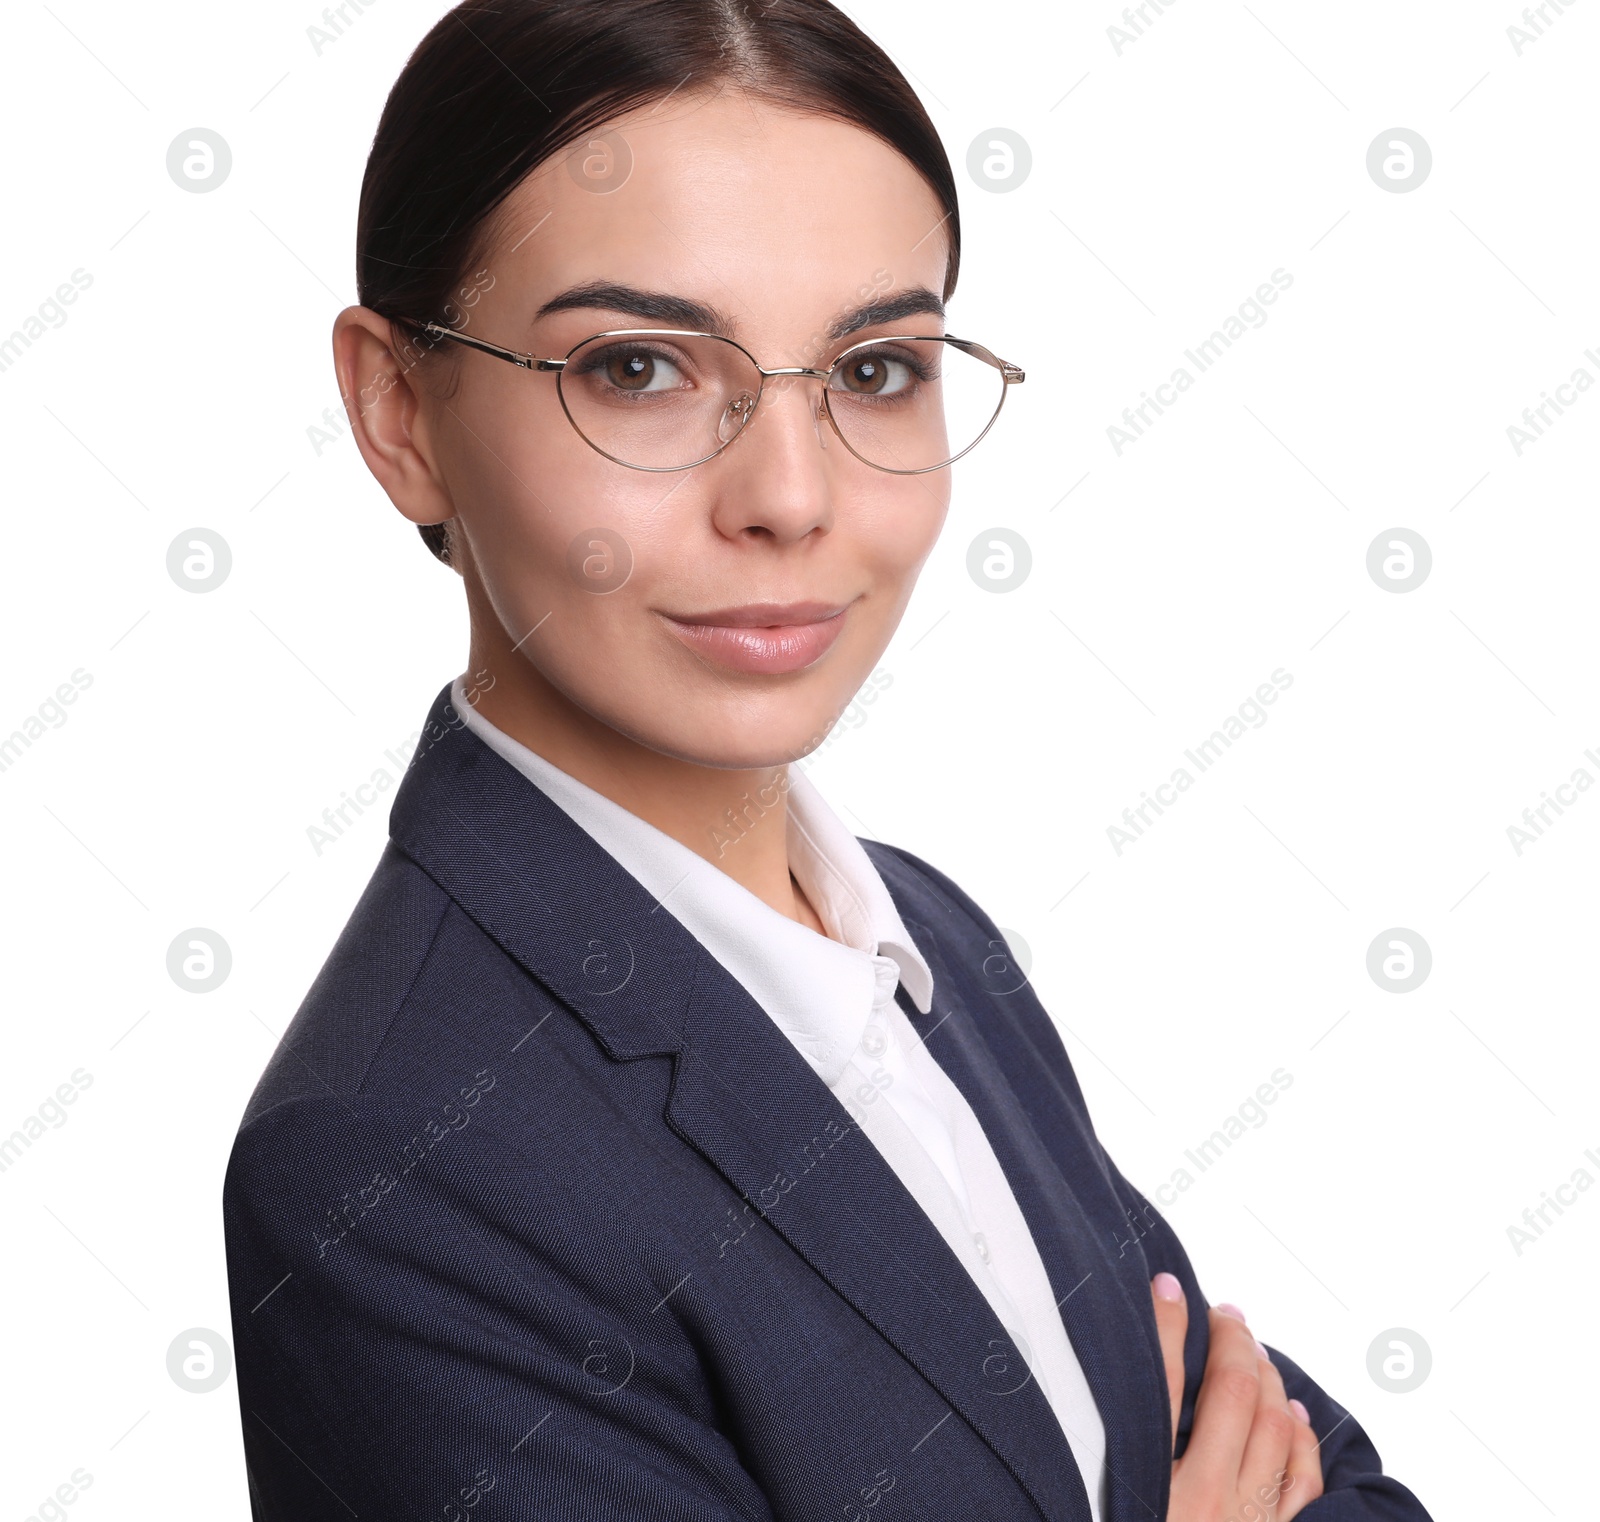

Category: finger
[1276, 1397, 1326, 1521]
[1238, 1345, 1296, 1502]
[1149, 1273, 1188, 1455]
[1174, 1307, 1261, 1500]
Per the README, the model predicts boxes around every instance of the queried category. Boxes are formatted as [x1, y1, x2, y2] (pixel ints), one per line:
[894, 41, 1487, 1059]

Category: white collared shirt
[451, 675, 1108, 1518]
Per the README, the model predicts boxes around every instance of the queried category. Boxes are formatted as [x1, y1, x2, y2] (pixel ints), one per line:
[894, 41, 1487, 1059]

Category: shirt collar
[781, 763, 934, 1015]
[448, 675, 934, 1088]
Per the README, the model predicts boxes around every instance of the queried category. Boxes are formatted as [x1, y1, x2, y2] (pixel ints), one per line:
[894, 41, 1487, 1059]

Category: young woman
[223, 3, 1435, 1519]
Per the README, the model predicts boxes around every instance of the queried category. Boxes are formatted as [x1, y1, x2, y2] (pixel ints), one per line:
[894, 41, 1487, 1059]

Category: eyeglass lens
[555, 332, 1004, 471]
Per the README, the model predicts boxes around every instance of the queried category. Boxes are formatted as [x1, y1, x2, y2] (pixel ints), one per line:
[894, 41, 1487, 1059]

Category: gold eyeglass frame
[401, 318, 1025, 476]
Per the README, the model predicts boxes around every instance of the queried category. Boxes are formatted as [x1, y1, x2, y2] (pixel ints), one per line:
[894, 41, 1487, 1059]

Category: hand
[1150, 1273, 1324, 1521]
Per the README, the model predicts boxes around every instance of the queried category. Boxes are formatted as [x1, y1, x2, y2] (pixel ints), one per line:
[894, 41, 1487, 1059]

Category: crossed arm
[1109, 1164, 1437, 1521]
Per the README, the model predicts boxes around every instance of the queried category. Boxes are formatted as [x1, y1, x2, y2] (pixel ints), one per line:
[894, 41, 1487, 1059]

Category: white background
[1, 0, 1594, 1516]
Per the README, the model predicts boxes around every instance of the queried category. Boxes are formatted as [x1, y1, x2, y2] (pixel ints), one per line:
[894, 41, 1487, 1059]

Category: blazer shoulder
[859, 837, 1007, 946]
[236, 841, 455, 1133]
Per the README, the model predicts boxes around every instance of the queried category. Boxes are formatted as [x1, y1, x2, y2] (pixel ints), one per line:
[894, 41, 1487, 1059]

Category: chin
[639, 708, 843, 772]
[673, 733, 824, 772]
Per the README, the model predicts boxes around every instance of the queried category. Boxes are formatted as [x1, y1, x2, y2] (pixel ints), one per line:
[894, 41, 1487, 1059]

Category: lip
[661, 600, 851, 674]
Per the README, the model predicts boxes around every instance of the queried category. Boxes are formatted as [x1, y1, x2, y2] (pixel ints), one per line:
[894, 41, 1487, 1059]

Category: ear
[331, 306, 456, 536]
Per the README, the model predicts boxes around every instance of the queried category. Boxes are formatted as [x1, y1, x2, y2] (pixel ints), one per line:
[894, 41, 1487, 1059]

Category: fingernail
[1215, 1302, 1247, 1322]
[1152, 1272, 1184, 1303]
[1289, 1398, 1310, 1423]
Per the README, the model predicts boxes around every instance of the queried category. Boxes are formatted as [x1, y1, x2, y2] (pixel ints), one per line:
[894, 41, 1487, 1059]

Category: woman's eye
[832, 352, 916, 397]
[591, 348, 687, 393]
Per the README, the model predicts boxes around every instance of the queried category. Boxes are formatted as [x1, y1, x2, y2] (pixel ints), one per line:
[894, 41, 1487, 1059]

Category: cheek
[856, 476, 949, 591]
[447, 388, 630, 596]
[449, 414, 685, 671]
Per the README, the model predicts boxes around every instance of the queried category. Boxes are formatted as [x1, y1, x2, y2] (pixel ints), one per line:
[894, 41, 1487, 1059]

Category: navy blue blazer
[223, 680, 1433, 1521]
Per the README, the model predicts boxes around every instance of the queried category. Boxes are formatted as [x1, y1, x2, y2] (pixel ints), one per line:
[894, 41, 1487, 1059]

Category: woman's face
[401, 90, 952, 769]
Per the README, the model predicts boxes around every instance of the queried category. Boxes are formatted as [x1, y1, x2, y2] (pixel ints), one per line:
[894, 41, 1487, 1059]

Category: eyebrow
[532, 280, 946, 345]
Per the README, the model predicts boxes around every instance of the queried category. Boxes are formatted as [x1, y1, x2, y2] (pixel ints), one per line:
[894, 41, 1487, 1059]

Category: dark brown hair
[355, 0, 961, 564]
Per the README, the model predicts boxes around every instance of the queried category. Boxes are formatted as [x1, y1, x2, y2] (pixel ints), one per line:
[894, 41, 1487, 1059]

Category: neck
[461, 638, 821, 932]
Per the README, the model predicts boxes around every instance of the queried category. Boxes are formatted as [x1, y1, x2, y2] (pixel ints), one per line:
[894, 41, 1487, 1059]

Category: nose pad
[722, 378, 836, 455]
[719, 391, 757, 445]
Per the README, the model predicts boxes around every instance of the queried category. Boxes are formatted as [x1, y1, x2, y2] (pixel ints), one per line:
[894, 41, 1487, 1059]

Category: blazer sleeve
[1103, 1163, 1436, 1521]
[223, 1094, 776, 1522]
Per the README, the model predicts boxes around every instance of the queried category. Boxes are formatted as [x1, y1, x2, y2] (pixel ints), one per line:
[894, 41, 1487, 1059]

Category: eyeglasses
[401, 319, 1025, 475]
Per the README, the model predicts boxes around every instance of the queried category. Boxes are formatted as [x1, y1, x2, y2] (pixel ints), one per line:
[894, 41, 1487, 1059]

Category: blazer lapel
[387, 682, 1096, 1522]
[889, 914, 1173, 1522]
[664, 946, 1096, 1522]
[388, 684, 700, 1065]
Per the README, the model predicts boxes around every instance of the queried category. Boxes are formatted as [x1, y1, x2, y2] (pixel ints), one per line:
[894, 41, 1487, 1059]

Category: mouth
[659, 599, 851, 675]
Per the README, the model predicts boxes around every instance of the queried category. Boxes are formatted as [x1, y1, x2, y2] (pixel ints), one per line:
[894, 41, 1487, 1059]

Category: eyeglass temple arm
[943, 334, 1025, 384]
[404, 320, 564, 372]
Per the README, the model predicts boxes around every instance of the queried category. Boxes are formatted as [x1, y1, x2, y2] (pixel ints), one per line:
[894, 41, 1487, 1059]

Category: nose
[707, 374, 838, 546]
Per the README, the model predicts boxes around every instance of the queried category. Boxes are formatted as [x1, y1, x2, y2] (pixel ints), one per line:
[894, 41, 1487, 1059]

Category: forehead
[480, 90, 950, 341]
